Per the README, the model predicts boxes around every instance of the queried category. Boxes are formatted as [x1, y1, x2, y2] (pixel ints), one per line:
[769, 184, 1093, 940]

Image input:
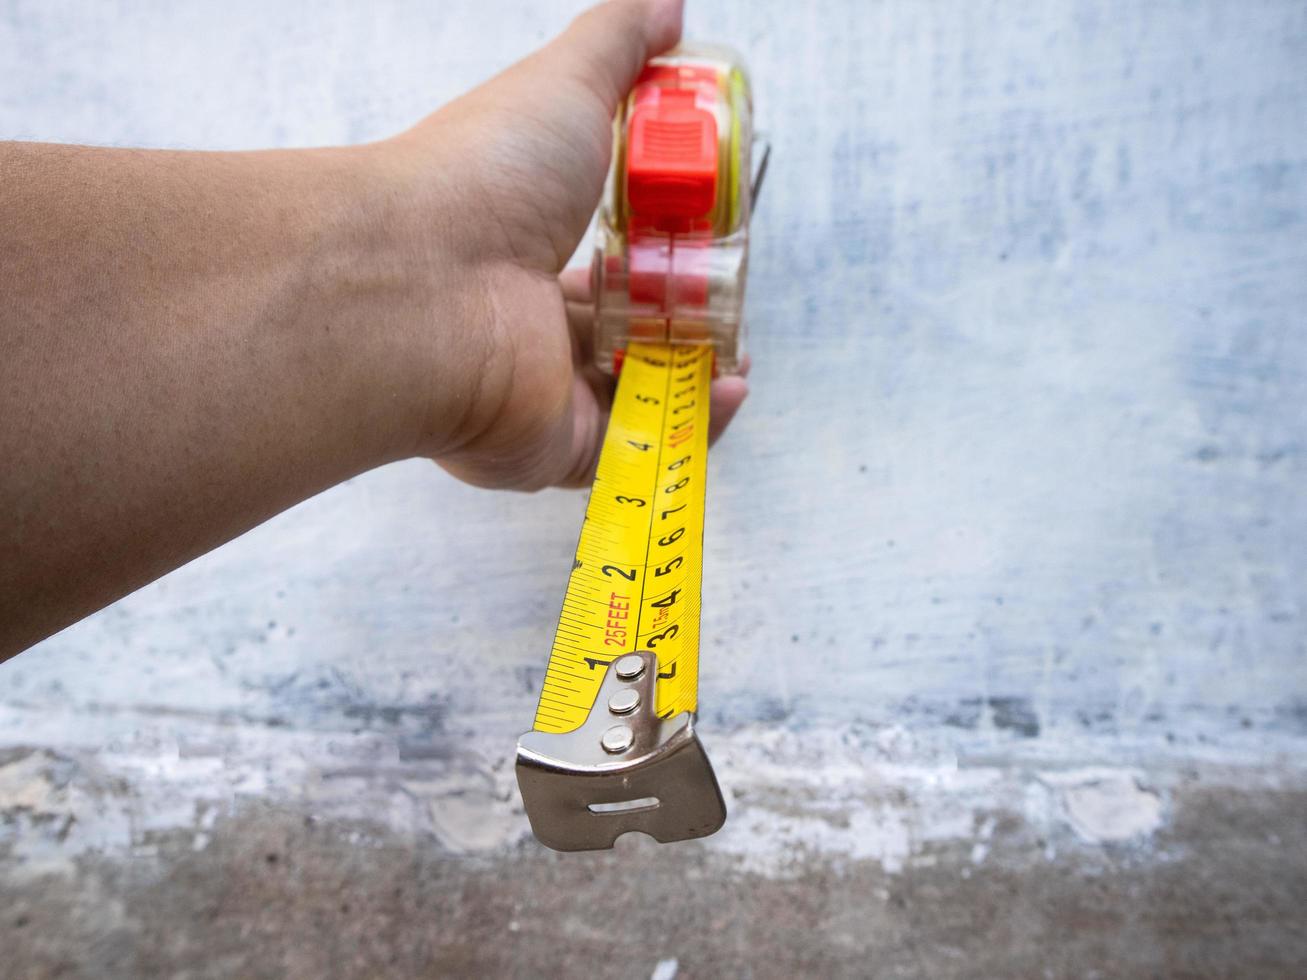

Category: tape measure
[532, 341, 713, 733]
[516, 44, 764, 851]
[516, 341, 723, 850]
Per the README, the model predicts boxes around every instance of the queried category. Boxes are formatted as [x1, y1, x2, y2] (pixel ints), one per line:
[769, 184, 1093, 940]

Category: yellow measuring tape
[533, 342, 712, 733]
[516, 341, 725, 850]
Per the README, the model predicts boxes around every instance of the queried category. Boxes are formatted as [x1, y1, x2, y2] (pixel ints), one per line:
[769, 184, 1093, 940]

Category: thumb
[539, 0, 685, 113]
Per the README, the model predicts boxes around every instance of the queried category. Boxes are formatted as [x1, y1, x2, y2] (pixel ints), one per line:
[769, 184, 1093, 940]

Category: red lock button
[626, 89, 718, 228]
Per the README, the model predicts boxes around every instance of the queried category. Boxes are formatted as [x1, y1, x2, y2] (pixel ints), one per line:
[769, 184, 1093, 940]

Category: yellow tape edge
[532, 343, 713, 734]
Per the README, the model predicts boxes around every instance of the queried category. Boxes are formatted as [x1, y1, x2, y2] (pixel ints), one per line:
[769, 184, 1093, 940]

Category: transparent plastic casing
[593, 45, 753, 375]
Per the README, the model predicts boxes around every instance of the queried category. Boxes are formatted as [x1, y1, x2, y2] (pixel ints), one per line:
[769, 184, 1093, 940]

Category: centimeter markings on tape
[532, 341, 713, 734]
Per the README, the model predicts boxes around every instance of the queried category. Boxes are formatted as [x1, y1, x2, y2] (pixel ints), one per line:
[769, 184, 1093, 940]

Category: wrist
[355, 130, 521, 464]
[304, 139, 481, 467]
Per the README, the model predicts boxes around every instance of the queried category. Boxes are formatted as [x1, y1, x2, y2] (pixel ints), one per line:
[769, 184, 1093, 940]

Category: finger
[541, 0, 684, 113]
[560, 265, 591, 304]
[708, 374, 749, 446]
[556, 373, 609, 488]
[561, 267, 596, 366]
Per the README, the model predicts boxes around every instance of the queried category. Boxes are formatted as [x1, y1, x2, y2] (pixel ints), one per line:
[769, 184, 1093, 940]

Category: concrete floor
[4, 746, 1306, 979]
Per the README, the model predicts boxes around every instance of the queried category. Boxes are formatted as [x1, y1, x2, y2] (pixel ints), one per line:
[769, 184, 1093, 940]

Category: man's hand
[384, 0, 748, 489]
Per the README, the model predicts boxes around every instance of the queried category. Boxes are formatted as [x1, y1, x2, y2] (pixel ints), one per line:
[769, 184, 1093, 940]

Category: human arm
[0, 0, 749, 660]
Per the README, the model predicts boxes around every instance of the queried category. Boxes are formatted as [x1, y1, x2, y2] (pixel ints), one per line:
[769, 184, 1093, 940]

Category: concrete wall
[3, 1, 1306, 976]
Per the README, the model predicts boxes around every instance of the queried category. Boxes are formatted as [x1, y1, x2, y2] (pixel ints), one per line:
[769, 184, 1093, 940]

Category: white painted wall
[2, 0, 1305, 866]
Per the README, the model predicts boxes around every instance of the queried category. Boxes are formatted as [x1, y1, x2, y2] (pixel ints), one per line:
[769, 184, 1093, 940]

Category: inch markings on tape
[534, 341, 712, 733]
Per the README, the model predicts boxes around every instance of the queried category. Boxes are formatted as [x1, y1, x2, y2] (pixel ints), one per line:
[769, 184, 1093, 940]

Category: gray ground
[4, 757, 1306, 979]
